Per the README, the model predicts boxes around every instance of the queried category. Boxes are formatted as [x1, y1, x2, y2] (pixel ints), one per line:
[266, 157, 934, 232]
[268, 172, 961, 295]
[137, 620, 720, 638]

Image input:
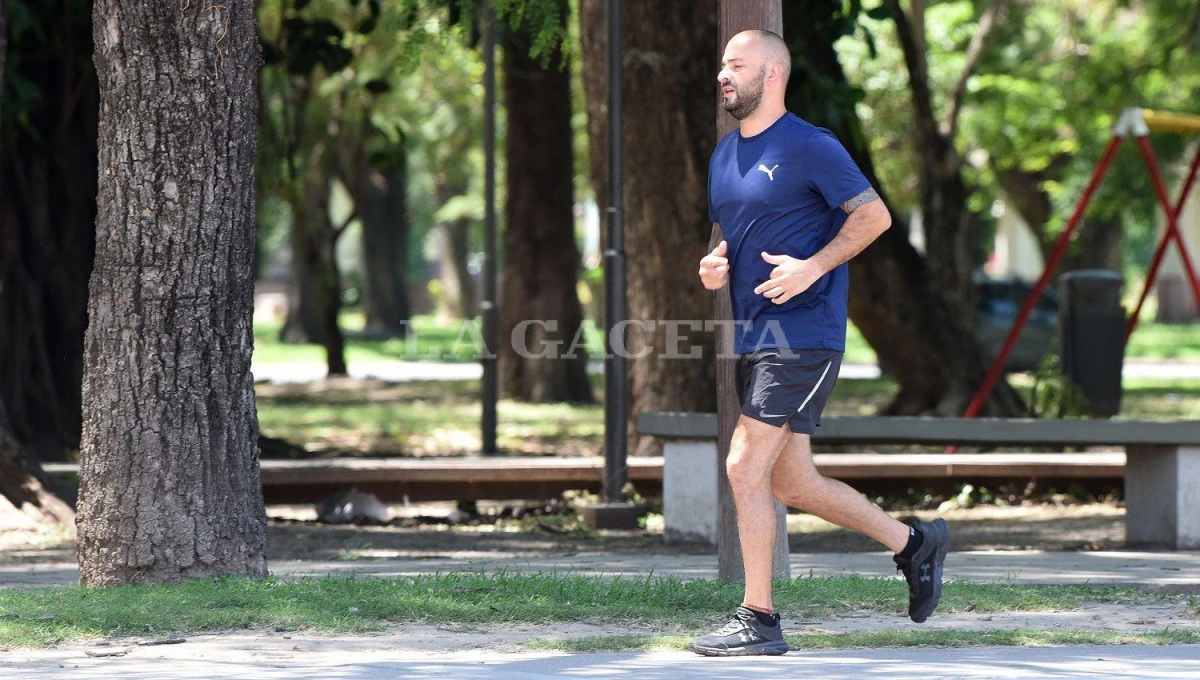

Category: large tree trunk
[78, 0, 267, 586]
[0, 1, 99, 457]
[360, 156, 412, 336]
[499, 0, 593, 404]
[435, 181, 476, 321]
[580, 0, 718, 453]
[785, 0, 1021, 415]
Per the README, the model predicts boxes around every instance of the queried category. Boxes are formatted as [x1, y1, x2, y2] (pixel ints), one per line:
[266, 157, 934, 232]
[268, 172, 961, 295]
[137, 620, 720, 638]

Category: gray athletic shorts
[735, 348, 843, 434]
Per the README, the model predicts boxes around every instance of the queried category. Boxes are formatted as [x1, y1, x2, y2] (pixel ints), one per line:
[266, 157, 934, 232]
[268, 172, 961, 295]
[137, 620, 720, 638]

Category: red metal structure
[965, 108, 1200, 419]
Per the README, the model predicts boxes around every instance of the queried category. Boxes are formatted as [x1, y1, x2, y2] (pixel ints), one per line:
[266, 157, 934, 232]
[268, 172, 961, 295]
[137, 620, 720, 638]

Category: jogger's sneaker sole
[687, 640, 789, 657]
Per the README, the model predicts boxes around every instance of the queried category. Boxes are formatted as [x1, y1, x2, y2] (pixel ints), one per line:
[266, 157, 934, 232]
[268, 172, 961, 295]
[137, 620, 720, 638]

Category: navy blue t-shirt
[708, 113, 871, 355]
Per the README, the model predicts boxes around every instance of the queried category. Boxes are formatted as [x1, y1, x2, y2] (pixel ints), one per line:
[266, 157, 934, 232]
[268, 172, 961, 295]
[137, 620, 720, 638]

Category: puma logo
[757, 163, 779, 181]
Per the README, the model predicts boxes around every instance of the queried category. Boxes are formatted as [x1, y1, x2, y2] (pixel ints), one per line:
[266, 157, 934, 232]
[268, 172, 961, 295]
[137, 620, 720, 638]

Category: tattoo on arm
[842, 187, 879, 215]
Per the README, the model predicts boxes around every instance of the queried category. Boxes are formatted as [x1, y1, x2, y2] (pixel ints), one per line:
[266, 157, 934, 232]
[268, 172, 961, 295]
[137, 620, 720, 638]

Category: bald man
[689, 30, 951, 657]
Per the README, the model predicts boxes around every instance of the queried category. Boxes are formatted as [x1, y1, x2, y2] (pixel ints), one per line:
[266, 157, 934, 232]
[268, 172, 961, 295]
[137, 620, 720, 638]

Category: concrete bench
[638, 412, 1200, 550]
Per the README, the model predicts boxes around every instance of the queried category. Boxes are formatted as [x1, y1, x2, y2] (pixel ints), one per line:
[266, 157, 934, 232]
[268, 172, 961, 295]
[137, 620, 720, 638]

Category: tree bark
[789, 0, 1021, 415]
[360, 156, 412, 336]
[499, 0, 593, 404]
[580, 0, 718, 454]
[78, 0, 267, 586]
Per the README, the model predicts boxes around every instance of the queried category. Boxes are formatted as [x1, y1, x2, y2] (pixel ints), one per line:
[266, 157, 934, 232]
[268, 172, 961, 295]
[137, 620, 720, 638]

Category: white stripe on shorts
[795, 360, 833, 415]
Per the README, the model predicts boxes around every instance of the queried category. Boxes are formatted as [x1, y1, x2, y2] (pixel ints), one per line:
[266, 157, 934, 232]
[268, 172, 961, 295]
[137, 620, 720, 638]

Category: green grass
[0, 573, 1182, 649]
[254, 378, 603, 455]
[1125, 323, 1200, 361]
[525, 629, 1200, 653]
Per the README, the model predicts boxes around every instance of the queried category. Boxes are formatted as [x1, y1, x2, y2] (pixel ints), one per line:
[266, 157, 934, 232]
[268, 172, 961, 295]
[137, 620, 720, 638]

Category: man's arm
[754, 188, 890, 304]
[809, 188, 891, 274]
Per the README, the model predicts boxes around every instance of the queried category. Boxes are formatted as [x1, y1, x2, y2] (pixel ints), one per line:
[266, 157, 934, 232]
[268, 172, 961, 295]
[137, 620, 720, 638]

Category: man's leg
[770, 431, 951, 623]
[687, 414, 793, 657]
[769, 432, 908, 552]
[726, 415, 792, 611]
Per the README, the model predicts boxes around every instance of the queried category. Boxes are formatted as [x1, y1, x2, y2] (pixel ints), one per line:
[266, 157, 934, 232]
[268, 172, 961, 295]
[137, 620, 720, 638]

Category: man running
[688, 29, 951, 657]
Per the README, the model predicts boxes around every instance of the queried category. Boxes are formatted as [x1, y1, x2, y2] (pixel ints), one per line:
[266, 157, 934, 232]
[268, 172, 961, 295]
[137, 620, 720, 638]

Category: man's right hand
[699, 240, 729, 290]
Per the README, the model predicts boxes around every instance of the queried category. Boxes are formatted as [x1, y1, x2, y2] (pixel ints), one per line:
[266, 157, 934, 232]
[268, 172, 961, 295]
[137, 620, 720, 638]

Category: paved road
[5, 643, 1199, 679]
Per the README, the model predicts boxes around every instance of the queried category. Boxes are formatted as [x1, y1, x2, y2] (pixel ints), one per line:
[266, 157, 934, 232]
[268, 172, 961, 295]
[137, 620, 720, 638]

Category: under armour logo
[738, 631, 760, 643]
[919, 563, 931, 583]
[757, 163, 779, 181]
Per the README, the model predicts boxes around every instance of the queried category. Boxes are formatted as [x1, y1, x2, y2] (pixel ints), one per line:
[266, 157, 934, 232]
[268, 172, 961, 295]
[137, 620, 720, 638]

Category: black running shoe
[894, 518, 951, 623]
[687, 605, 789, 657]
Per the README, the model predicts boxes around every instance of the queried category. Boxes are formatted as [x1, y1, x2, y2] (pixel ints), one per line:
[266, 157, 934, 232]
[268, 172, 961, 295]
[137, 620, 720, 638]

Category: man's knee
[726, 450, 771, 494]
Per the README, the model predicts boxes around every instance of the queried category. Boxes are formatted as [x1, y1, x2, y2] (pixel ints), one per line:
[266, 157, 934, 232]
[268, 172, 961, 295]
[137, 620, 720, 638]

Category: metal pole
[603, 0, 627, 503]
[1125, 143, 1200, 338]
[481, 0, 499, 455]
[963, 135, 1125, 419]
[1131, 136, 1200, 332]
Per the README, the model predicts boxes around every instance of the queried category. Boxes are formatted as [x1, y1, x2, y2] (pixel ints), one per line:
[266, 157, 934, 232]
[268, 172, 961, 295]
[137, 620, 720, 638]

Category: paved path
[5, 641, 1199, 679]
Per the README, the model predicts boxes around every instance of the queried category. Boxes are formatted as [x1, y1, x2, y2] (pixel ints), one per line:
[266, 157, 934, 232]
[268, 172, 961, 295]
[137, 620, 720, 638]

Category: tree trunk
[785, 0, 1022, 415]
[0, 1, 99, 457]
[580, 0, 718, 454]
[277, 169, 348, 374]
[360, 156, 412, 336]
[435, 181, 476, 321]
[499, 0, 593, 404]
[280, 144, 348, 376]
[78, 0, 267, 586]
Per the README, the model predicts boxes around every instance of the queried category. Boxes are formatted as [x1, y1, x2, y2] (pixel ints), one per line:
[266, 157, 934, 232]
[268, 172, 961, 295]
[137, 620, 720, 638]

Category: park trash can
[1059, 270, 1124, 417]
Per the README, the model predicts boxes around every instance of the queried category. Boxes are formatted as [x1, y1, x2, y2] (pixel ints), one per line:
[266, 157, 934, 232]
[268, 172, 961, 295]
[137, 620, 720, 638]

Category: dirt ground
[0, 502, 1127, 566]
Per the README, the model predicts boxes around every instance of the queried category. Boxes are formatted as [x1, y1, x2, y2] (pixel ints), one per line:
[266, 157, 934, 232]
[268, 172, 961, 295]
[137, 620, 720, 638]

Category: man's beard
[722, 66, 766, 120]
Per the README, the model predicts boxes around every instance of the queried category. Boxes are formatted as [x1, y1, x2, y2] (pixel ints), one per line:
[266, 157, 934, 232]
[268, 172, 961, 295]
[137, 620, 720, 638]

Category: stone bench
[637, 412, 1200, 549]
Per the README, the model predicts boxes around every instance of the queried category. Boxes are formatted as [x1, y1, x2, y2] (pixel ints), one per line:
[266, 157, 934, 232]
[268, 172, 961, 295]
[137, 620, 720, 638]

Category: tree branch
[333, 207, 358, 241]
[943, 0, 1009, 140]
[884, 0, 941, 150]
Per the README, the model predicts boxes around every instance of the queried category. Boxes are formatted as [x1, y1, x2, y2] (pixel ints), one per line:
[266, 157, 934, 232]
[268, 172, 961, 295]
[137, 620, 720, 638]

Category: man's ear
[767, 62, 784, 88]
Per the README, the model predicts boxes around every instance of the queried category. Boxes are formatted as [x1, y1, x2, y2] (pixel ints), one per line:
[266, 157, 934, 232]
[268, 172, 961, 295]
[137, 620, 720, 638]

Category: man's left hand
[753, 252, 824, 305]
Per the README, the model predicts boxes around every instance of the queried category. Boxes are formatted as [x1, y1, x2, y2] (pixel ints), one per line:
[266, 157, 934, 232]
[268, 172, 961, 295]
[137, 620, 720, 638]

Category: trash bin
[1059, 270, 1125, 417]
